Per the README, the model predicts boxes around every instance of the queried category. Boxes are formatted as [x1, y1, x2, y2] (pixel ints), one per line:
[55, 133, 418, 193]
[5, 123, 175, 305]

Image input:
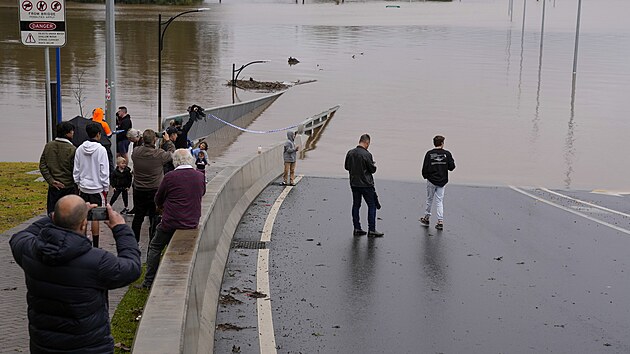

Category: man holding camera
[161, 126, 178, 175]
[172, 104, 204, 149]
[10, 195, 141, 353]
[74, 123, 110, 248]
[130, 129, 174, 244]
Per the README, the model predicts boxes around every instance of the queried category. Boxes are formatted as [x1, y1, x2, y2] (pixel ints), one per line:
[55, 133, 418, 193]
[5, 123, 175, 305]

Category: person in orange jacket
[92, 107, 112, 137]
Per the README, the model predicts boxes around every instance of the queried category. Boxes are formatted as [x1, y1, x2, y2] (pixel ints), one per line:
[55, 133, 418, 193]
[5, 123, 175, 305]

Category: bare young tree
[71, 70, 87, 117]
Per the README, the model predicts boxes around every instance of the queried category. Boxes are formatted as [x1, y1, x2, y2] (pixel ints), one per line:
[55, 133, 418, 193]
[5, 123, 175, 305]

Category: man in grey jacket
[282, 131, 299, 186]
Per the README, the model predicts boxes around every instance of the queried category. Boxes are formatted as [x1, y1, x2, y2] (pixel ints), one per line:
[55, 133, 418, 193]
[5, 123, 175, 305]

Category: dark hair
[56, 121, 74, 138]
[53, 199, 87, 230]
[359, 134, 371, 143]
[86, 123, 101, 139]
[433, 135, 445, 147]
[118, 106, 127, 113]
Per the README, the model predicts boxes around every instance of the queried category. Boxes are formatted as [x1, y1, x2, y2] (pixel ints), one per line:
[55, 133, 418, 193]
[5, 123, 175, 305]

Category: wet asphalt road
[214, 177, 630, 354]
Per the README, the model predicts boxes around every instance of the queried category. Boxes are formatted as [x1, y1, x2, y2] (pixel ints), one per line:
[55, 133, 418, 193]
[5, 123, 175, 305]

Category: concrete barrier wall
[133, 143, 283, 354]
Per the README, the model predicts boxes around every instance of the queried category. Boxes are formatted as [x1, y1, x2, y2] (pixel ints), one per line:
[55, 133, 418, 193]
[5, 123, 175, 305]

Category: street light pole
[158, 8, 209, 131]
[231, 60, 271, 86]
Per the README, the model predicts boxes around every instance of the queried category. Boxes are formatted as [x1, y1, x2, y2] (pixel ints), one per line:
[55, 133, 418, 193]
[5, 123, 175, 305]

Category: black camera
[87, 207, 108, 221]
[187, 104, 206, 120]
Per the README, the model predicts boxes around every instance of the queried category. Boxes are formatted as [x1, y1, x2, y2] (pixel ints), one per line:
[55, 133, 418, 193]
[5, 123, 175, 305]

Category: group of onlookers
[11, 105, 208, 353]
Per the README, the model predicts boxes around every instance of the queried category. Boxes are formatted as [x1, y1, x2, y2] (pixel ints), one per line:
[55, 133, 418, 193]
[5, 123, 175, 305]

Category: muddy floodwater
[1, 0, 629, 190]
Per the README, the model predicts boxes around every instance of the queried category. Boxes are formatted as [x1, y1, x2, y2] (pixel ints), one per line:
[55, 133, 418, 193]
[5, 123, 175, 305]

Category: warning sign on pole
[19, 0, 66, 47]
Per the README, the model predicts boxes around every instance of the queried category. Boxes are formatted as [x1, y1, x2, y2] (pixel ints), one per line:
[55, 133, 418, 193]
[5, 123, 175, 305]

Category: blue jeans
[351, 186, 377, 231]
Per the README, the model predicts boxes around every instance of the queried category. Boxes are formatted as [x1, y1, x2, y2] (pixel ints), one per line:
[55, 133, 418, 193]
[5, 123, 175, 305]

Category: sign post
[19, 0, 66, 47]
[20, 0, 66, 142]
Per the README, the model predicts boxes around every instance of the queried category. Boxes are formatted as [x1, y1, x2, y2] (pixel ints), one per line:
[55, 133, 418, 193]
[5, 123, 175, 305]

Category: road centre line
[539, 187, 630, 219]
[509, 186, 630, 236]
[256, 175, 303, 353]
[261, 175, 303, 242]
[257, 249, 276, 354]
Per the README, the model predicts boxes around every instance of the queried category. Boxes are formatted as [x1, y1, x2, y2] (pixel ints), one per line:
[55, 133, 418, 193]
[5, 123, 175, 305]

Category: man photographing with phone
[10, 195, 141, 353]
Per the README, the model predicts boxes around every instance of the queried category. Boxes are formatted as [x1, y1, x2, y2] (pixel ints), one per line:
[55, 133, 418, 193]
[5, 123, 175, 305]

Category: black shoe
[435, 223, 443, 230]
[367, 230, 384, 237]
[419, 216, 430, 226]
[280, 181, 287, 186]
[353, 229, 367, 236]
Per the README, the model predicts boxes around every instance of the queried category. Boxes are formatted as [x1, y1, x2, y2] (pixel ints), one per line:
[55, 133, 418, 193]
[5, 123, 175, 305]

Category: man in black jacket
[420, 135, 456, 230]
[344, 134, 384, 237]
[10, 195, 141, 354]
[115, 106, 133, 161]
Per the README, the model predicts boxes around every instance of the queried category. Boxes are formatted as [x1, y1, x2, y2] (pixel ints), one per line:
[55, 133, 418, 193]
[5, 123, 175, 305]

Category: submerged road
[214, 177, 630, 353]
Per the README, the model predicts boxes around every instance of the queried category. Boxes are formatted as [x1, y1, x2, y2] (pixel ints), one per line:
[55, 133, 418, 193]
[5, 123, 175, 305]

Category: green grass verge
[0, 162, 47, 233]
[111, 264, 150, 353]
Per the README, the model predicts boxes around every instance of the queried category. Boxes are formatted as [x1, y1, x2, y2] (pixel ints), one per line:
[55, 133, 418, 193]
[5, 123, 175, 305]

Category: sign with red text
[19, 0, 66, 47]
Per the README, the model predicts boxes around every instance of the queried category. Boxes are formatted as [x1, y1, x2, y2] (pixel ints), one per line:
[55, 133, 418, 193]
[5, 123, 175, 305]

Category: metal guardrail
[161, 91, 285, 141]
[297, 105, 340, 136]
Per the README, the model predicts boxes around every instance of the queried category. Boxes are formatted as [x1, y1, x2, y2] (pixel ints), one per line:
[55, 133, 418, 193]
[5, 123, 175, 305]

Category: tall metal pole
[539, 0, 546, 52]
[55, 48, 62, 123]
[521, 0, 527, 36]
[572, 0, 583, 79]
[106, 0, 117, 158]
[45, 48, 53, 142]
[157, 8, 209, 132]
[158, 13, 162, 131]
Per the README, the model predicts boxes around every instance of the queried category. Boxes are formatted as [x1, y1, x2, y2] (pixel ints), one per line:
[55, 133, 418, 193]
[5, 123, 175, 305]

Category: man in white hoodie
[73, 122, 110, 247]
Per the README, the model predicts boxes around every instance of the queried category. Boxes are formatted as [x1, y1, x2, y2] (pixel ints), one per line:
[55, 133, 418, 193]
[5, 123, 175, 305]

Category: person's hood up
[35, 225, 92, 265]
[287, 131, 295, 142]
[78, 140, 102, 155]
[92, 107, 104, 122]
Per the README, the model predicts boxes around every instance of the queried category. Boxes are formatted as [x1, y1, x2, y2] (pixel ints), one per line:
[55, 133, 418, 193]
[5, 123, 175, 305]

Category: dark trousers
[110, 188, 129, 208]
[351, 186, 377, 231]
[46, 185, 77, 215]
[132, 188, 157, 243]
[142, 225, 175, 287]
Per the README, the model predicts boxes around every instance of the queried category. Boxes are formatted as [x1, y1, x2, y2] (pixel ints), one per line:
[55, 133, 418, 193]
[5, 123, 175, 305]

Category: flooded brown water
[1, 0, 629, 190]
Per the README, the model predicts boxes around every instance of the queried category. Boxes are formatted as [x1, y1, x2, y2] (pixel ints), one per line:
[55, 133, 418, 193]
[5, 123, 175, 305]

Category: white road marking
[261, 175, 303, 242]
[256, 174, 303, 353]
[509, 186, 630, 236]
[540, 187, 630, 219]
[257, 249, 276, 354]
[591, 189, 630, 197]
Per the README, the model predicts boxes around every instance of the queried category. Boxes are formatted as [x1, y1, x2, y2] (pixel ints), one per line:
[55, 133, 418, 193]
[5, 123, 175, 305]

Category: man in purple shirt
[139, 149, 206, 289]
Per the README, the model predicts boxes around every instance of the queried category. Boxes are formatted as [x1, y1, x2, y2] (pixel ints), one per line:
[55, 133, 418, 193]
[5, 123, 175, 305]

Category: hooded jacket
[283, 131, 297, 163]
[344, 145, 377, 188]
[73, 140, 110, 194]
[9, 217, 141, 354]
[92, 108, 112, 136]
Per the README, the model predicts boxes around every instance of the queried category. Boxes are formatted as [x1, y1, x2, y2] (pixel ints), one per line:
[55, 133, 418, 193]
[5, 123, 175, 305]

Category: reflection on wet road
[215, 177, 630, 353]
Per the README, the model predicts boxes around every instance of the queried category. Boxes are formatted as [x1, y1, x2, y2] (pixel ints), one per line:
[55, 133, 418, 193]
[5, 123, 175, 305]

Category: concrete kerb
[132, 143, 284, 354]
